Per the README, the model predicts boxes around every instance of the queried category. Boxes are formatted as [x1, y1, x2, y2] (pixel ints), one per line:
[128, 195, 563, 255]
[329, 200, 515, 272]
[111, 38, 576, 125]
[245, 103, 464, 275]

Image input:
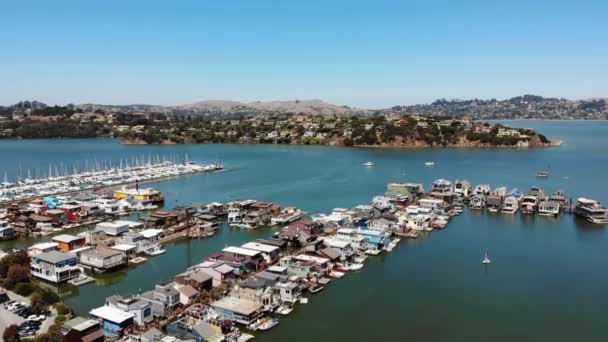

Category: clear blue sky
[1, 0, 607, 108]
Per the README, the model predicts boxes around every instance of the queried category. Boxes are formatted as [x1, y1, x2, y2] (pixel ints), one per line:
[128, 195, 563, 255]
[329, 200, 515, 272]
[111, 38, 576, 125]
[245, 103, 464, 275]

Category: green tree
[14, 282, 34, 296]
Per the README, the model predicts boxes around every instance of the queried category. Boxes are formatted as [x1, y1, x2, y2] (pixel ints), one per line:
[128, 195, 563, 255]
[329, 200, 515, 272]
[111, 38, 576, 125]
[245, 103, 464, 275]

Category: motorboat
[275, 305, 293, 316]
[363, 161, 375, 167]
[424, 162, 435, 167]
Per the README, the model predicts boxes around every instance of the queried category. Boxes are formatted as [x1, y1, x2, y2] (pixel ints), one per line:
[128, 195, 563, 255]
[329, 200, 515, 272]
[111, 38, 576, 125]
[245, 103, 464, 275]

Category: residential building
[105, 295, 153, 326]
[140, 283, 181, 318]
[31, 250, 81, 283]
[211, 297, 264, 325]
[89, 305, 135, 338]
[60, 316, 104, 342]
[79, 246, 126, 272]
[52, 234, 86, 251]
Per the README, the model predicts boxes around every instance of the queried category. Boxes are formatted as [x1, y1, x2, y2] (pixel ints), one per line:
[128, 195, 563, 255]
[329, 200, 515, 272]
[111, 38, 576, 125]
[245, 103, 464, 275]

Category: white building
[31, 250, 81, 283]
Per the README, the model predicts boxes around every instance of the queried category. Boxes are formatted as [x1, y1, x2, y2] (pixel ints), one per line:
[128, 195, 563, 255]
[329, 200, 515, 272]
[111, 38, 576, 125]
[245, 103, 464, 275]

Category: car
[7, 303, 22, 311]
[18, 308, 32, 317]
[4, 300, 16, 308]
[38, 314, 47, 321]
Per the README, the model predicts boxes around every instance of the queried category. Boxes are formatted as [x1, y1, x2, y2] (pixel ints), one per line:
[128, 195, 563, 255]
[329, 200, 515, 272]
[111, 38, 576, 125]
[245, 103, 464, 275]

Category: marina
[2, 172, 607, 341]
[0, 155, 223, 205]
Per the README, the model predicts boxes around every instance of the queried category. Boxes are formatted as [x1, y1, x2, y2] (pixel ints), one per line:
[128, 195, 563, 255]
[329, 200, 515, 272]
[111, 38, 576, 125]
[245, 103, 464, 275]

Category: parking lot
[0, 289, 55, 338]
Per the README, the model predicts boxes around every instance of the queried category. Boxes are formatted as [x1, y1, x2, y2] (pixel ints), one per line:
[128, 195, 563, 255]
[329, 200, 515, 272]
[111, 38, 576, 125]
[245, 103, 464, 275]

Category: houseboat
[501, 188, 522, 214]
[538, 201, 560, 216]
[520, 196, 538, 214]
[30, 250, 81, 283]
[113, 187, 164, 206]
[473, 184, 491, 196]
[271, 207, 304, 226]
[469, 195, 485, 210]
[453, 180, 472, 198]
[549, 190, 568, 208]
[526, 186, 546, 201]
[484, 187, 505, 212]
[573, 198, 608, 224]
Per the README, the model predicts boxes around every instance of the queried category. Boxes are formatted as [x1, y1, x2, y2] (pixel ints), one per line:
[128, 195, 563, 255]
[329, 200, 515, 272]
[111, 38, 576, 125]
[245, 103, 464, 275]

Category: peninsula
[0, 99, 557, 148]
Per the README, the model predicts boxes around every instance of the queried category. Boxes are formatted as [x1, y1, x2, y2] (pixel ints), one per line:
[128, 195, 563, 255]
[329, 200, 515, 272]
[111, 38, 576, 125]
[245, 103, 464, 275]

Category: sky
[0, 0, 607, 108]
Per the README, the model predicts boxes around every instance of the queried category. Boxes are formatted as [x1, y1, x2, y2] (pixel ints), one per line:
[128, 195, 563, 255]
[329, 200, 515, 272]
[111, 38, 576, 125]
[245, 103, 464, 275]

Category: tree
[0, 250, 30, 277]
[14, 282, 34, 296]
[3, 324, 19, 342]
[4, 264, 31, 289]
[30, 292, 50, 314]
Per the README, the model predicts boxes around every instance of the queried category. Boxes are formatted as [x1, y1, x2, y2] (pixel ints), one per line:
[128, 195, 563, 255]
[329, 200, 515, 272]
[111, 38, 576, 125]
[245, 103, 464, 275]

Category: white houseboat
[573, 198, 608, 224]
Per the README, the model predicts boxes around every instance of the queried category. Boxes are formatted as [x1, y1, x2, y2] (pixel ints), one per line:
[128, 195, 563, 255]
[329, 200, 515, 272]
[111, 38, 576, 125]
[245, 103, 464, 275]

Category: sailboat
[482, 249, 491, 264]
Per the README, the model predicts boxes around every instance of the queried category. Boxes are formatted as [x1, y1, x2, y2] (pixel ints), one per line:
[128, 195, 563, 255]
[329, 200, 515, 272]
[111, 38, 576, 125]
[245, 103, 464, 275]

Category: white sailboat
[482, 249, 491, 264]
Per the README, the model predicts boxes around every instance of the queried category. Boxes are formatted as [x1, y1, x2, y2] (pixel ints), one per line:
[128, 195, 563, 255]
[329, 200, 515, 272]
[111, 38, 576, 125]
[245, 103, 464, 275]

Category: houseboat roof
[578, 197, 599, 205]
[52, 234, 82, 244]
[29, 242, 59, 251]
[90, 305, 135, 324]
[176, 285, 198, 298]
[70, 246, 94, 255]
[294, 254, 329, 265]
[211, 297, 263, 316]
[114, 220, 144, 228]
[241, 242, 279, 254]
[323, 239, 350, 249]
[337, 228, 355, 234]
[215, 264, 235, 274]
[419, 198, 444, 204]
[58, 204, 81, 210]
[356, 229, 383, 236]
[111, 244, 137, 252]
[30, 214, 53, 222]
[44, 209, 65, 215]
[140, 228, 163, 238]
[255, 238, 287, 248]
[35, 250, 76, 264]
[83, 246, 123, 258]
[63, 317, 99, 332]
[267, 265, 287, 274]
[223, 246, 261, 257]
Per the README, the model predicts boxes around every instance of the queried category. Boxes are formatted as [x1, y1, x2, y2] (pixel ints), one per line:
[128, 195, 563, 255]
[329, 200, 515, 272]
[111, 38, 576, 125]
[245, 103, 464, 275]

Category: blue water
[1, 121, 607, 341]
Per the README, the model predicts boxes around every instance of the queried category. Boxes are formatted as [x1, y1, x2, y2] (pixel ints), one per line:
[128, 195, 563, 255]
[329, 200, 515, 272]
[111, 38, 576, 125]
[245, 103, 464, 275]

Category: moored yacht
[573, 198, 608, 224]
[520, 196, 538, 214]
